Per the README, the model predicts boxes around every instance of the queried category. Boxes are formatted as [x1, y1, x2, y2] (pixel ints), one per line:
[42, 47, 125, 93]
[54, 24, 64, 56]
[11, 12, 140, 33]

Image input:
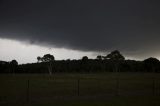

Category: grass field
[1, 73, 160, 106]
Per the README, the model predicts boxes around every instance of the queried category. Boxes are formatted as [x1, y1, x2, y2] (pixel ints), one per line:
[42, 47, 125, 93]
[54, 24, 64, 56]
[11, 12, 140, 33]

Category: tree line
[0, 50, 160, 73]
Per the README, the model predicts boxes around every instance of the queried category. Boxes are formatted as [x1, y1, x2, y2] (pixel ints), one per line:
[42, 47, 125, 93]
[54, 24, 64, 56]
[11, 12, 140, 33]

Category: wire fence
[0, 78, 160, 103]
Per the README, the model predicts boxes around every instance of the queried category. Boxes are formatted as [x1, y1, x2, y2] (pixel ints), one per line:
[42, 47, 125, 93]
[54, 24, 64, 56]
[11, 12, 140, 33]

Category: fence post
[27, 80, 30, 103]
[153, 78, 155, 96]
[116, 78, 119, 96]
[77, 79, 80, 96]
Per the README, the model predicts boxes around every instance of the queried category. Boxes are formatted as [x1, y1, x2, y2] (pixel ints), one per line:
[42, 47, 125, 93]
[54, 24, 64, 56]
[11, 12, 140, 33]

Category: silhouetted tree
[42, 54, 55, 62]
[96, 55, 102, 60]
[106, 50, 125, 60]
[143, 57, 160, 72]
[82, 56, 88, 61]
[106, 50, 125, 72]
[0, 61, 10, 73]
[39, 54, 55, 75]
[81, 56, 89, 72]
[10, 60, 18, 73]
[10, 60, 18, 65]
[37, 56, 42, 63]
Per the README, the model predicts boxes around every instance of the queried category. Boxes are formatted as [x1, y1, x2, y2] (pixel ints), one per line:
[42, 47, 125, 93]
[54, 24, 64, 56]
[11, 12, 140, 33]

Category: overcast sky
[0, 0, 160, 63]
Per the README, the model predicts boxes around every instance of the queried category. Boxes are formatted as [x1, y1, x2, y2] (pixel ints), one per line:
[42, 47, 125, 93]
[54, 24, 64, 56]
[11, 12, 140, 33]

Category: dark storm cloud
[0, 0, 160, 58]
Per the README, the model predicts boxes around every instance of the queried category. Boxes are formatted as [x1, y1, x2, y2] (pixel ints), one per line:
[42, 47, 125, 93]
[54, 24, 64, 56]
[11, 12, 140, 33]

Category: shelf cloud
[0, 0, 160, 58]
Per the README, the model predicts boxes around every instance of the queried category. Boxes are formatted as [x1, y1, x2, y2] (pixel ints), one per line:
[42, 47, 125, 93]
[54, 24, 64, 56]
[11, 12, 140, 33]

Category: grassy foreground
[1, 73, 160, 106]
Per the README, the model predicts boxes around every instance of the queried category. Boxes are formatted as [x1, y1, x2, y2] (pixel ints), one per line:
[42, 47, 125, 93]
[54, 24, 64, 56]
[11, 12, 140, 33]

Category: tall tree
[143, 57, 160, 72]
[38, 54, 55, 75]
[37, 56, 42, 63]
[42, 54, 55, 62]
[82, 56, 88, 61]
[10, 60, 18, 74]
[106, 50, 125, 72]
[106, 50, 125, 60]
[96, 55, 102, 60]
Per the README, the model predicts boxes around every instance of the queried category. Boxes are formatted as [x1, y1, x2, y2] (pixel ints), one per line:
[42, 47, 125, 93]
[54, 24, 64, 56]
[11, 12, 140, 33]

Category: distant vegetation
[0, 50, 160, 73]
